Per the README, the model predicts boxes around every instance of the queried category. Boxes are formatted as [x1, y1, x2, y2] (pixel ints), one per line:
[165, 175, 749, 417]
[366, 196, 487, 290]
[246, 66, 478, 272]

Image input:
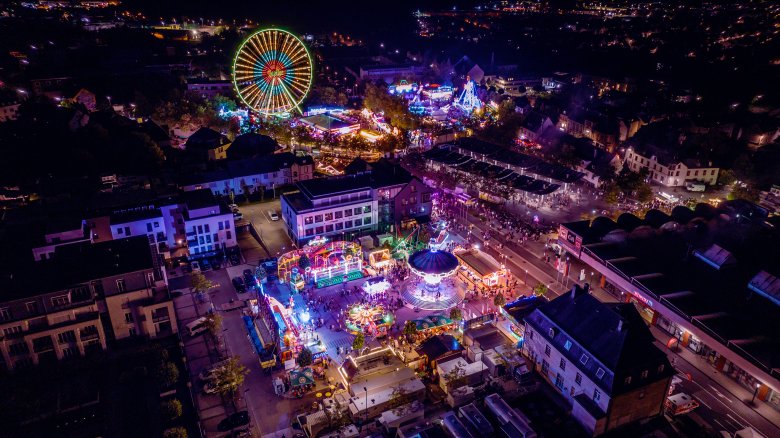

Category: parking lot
[234, 198, 295, 257]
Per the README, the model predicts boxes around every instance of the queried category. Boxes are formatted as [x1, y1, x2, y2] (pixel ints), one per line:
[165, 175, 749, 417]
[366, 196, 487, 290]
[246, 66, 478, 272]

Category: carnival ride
[402, 248, 463, 310]
[232, 28, 313, 116]
[344, 304, 393, 337]
[456, 78, 483, 113]
[277, 239, 363, 290]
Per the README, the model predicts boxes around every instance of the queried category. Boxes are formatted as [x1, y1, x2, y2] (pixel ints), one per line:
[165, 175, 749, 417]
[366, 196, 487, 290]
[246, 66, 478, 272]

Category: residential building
[624, 147, 718, 187]
[186, 78, 233, 99]
[0, 236, 175, 372]
[281, 161, 432, 244]
[31, 217, 91, 261]
[524, 284, 673, 436]
[517, 111, 554, 143]
[357, 63, 425, 82]
[0, 102, 20, 122]
[558, 204, 780, 413]
[185, 127, 231, 161]
[181, 189, 236, 257]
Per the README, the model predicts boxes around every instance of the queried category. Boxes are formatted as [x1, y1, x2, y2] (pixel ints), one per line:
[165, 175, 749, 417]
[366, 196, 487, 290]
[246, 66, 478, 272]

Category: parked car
[229, 253, 241, 266]
[232, 277, 246, 293]
[268, 210, 280, 221]
[190, 261, 201, 272]
[243, 269, 256, 289]
[217, 411, 250, 431]
[201, 259, 212, 271]
[228, 203, 239, 212]
[198, 359, 230, 381]
[233, 212, 244, 220]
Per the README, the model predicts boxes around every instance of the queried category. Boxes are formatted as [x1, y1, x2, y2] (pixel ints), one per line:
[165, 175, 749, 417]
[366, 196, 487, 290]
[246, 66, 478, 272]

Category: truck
[665, 392, 700, 416]
[686, 182, 706, 192]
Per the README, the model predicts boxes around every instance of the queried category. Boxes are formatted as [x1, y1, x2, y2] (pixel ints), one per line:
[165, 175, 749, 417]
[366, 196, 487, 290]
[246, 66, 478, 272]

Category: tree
[163, 427, 188, 438]
[161, 398, 183, 420]
[403, 320, 418, 339]
[296, 347, 314, 367]
[728, 184, 759, 202]
[190, 272, 216, 294]
[156, 362, 180, 388]
[449, 307, 463, 321]
[352, 332, 365, 352]
[603, 182, 621, 205]
[635, 183, 653, 203]
[298, 254, 311, 271]
[493, 294, 506, 307]
[533, 282, 548, 297]
[204, 312, 223, 337]
[255, 265, 268, 283]
[211, 356, 249, 396]
[718, 169, 737, 186]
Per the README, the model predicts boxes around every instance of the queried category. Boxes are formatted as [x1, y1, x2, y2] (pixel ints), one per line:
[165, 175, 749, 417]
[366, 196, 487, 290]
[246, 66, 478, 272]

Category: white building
[523, 285, 673, 436]
[281, 174, 378, 245]
[181, 189, 236, 256]
[624, 148, 719, 187]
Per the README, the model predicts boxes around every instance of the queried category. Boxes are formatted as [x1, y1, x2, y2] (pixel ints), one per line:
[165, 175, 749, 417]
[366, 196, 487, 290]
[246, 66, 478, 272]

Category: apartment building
[32, 217, 91, 261]
[181, 189, 236, 257]
[0, 236, 176, 372]
[624, 147, 718, 187]
[524, 284, 673, 436]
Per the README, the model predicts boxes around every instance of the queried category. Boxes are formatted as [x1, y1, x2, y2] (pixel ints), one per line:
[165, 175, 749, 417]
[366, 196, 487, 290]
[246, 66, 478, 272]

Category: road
[457, 205, 780, 437]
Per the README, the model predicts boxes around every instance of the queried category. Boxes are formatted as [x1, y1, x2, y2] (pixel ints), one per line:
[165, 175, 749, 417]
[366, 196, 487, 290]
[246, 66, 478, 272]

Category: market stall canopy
[363, 277, 391, 294]
[408, 249, 459, 276]
[412, 314, 455, 331]
[289, 367, 315, 387]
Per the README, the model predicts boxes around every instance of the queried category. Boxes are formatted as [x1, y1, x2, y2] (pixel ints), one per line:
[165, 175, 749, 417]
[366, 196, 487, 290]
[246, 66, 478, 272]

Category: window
[580, 354, 589, 365]
[305, 228, 314, 237]
[555, 373, 564, 390]
[541, 360, 549, 374]
[314, 215, 323, 223]
[624, 376, 632, 385]
[324, 213, 333, 221]
[657, 364, 665, 373]
[422, 193, 431, 203]
[335, 222, 343, 230]
[544, 344, 551, 357]
[344, 209, 352, 217]
[559, 358, 566, 371]
[345, 220, 353, 228]
[213, 233, 218, 243]
[3, 326, 22, 336]
[325, 224, 334, 232]
[641, 370, 649, 379]
[205, 234, 212, 243]
[9, 342, 29, 356]
[129, 327, 137, 337]
[204, 224, 210, 233]
[354, 208, 361, 215]
[125, 312, 133, 323]
[363, 217, 371, 225]
[527, 329, 534, 339]
[198, 225, 203, 234]
[219, 221, 224, 230]
[26, 301, 39, 314]
[575, 373, 582, 386]
[57, 330, 76, 344]
[226, 230, 232, 240]
[124, 227, 130, 235]
[225, 220, 231, 230]
[305, 216, 314, 225]
[116, 279, 126, 293]
[154, 221, 160, 228]
[199, 236, 205, 245]
[593, 389, 601, 402]
[117, 227, 124, 234]
[71, 286, 90, 302]
[51, 295, 70, 307]
[363, 205, 371, 213]
[564, 339, 572, 351]
[595, 367, 605, 379]
[146, 222, 152, 232]
[335, 211, 343, 219]
[315, 226, 324, 234]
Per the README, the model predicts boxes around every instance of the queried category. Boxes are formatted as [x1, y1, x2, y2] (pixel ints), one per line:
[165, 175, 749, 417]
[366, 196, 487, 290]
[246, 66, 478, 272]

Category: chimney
[617, 319, 624, 332]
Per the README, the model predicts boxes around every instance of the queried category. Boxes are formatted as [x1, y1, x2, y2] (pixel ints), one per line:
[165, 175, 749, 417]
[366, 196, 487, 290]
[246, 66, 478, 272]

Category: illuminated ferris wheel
[232, 28, 313, 116]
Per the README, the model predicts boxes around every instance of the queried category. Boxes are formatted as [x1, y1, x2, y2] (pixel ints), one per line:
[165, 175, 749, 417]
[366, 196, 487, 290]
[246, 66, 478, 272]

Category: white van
[185, 316, 209, 337]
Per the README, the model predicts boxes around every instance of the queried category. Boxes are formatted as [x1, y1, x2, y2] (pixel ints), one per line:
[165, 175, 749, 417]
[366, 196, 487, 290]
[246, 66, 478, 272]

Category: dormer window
[580, 354, 589, 365]
[596, 368, 605, 379]
[548, 327, 555, 338]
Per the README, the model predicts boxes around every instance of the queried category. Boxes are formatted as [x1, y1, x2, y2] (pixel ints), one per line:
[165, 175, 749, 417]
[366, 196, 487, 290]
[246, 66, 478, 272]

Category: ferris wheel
[232, 28, 313, 116]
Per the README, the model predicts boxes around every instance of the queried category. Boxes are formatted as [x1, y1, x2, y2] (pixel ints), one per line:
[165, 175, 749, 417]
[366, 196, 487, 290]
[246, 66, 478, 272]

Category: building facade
[624, 148, 719, 187]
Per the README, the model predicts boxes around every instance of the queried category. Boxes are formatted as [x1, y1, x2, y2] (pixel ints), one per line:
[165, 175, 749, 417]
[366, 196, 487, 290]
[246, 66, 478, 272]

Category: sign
[629, 290, 653, 307]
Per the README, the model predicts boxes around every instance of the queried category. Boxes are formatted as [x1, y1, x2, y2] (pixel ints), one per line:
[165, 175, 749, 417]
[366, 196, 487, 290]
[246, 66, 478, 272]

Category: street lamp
[363, 386, 368, 427]
[752, 383, 761, 404]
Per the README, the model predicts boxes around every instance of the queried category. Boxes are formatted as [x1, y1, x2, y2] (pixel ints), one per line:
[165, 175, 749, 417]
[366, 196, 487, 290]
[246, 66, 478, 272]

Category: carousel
[402, 248, 463, 310]
[344, 304, 393, 337]
[277, 238, 363, 290]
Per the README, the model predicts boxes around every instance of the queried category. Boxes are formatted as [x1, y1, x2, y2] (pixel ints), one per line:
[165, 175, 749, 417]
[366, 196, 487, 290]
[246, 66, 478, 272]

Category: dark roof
[181, 188, 218, 210]
[408, 249, 459, 275]
[110, 208, 163, 225]
[526, 285, 672, 395]
[185, 127, 228, 149]
[0, 236, 154, 300]
[345, 157, 370, 174]
[299, 114, 356, 131]
[416, 334, 463, 361]
[297, 173, 374, 199]
[521, 111, 549, 132]
[227, 133, 279, 159]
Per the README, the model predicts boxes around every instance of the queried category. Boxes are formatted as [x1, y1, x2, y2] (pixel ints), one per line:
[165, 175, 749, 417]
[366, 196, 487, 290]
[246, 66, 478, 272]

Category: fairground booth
[455, 249, 507, 287]
[266, 295, 327, 363]
[277, 237, 364, 290]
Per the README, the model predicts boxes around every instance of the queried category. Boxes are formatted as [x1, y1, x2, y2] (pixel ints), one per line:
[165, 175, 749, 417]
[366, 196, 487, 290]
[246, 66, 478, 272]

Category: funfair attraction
[402, 247, 463, 311]
[278, 237, 363, 290]
[344, 304, 393, 337]
[232, 28, 313, 116]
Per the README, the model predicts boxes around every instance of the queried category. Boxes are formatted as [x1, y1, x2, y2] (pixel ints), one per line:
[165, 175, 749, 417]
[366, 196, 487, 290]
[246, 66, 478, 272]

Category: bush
[296, 347, 313, 367]
[157, 362, 180, 388]
[161, 398, 183, 420]
[163, 427, 188, 438]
